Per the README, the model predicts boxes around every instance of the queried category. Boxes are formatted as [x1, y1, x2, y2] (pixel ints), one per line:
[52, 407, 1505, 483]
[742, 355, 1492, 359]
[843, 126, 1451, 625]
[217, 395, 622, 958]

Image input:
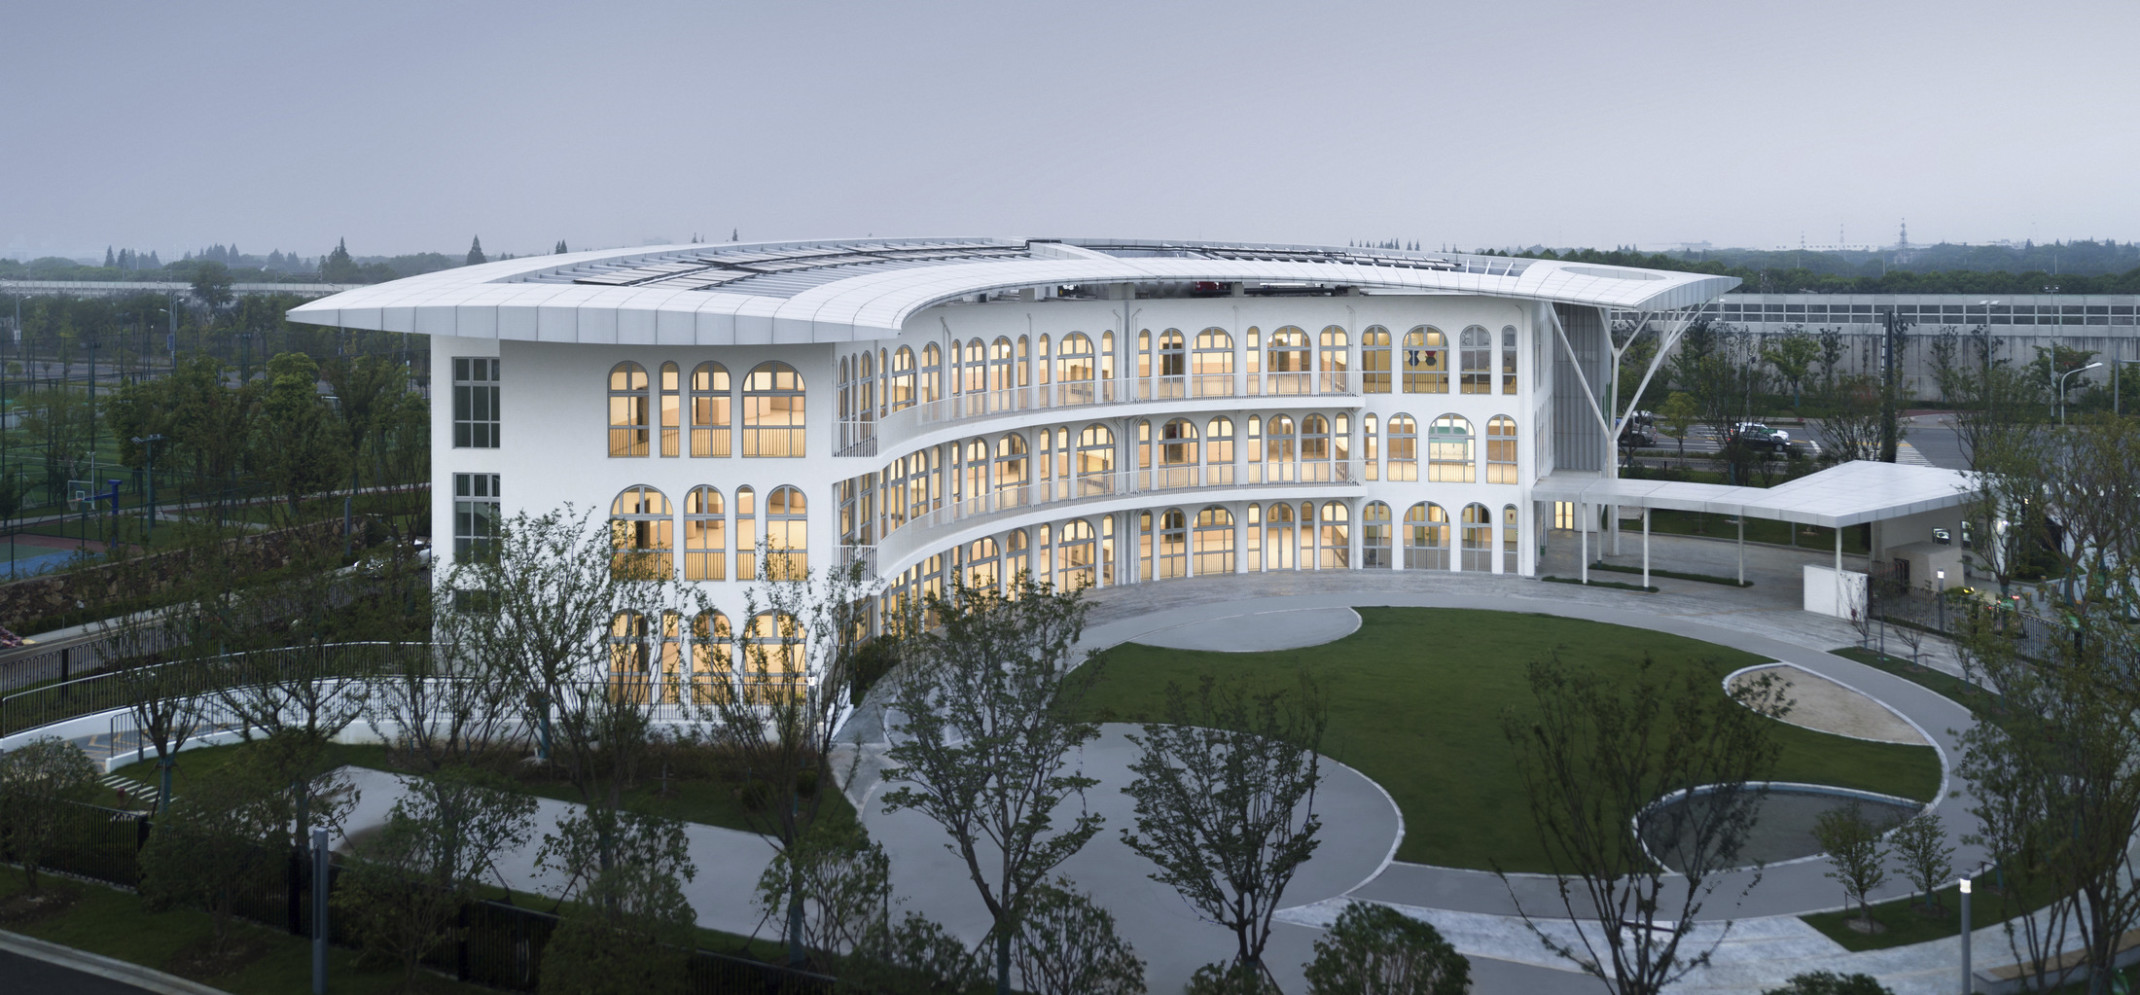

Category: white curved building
[289, 237, 1736, 684]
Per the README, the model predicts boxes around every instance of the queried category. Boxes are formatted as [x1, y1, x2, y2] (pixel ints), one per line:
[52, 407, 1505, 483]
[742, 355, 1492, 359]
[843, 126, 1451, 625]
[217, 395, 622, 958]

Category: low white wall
[1804, 564, 1867, 620]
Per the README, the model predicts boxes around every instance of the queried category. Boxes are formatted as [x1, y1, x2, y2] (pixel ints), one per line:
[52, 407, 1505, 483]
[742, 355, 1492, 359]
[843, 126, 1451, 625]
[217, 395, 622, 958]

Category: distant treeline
[1489, 241, 2140, 295]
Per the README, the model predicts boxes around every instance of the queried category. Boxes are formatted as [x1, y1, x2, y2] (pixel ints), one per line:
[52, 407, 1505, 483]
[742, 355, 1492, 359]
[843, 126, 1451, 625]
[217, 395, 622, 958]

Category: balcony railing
[853, 460, 1360, 576]
[839, 376, 1362, 456]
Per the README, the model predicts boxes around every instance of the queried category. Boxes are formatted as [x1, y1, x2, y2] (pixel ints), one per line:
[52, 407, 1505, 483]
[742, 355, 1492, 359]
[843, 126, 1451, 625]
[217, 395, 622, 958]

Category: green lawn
[1070, 608, 1943, 872]
[1801, 872, 2058, 952]
[113, 739, 857, 836]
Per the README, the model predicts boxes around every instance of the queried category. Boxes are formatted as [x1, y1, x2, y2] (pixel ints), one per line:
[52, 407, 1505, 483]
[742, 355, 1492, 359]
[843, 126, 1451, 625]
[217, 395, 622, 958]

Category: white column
[1642, 508, 1651, 588]
[1580, 500, 1589, 584]
[1738, 517, 1746, 585]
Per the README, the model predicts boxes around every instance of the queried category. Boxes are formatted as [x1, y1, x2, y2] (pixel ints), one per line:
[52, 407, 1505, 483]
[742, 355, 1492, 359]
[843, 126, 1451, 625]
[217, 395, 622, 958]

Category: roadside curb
[0, 927, 231, 995]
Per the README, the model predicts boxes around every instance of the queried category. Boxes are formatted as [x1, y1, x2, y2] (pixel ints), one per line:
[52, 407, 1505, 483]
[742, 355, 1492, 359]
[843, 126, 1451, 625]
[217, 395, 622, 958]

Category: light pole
[1937, 568, 1947, 632]
[131, 434, 163, 542]
[1959, 876, 1973, 993]
[2057, 361, 2104, 425]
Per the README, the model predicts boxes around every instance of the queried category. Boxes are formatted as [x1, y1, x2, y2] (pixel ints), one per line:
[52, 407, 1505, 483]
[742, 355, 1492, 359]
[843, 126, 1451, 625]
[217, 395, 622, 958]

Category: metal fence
[0, 641, 417, 736]
[1866, 564, 2063, 662]
[6, 799, 836, 995]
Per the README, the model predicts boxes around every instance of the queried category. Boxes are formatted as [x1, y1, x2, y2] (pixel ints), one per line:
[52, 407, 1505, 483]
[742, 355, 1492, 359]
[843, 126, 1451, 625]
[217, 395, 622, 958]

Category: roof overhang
[283, 238, 1739, 345]
[1532, 461, 1976, 530]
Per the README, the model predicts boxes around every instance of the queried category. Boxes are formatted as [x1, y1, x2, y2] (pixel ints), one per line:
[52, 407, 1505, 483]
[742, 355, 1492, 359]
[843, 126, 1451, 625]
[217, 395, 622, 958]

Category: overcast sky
[6, 1, 2137, 262]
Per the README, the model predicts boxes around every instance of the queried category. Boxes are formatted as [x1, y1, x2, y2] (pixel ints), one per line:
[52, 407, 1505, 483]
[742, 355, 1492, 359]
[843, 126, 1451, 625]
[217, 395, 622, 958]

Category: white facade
[293, 237, 1737, 675]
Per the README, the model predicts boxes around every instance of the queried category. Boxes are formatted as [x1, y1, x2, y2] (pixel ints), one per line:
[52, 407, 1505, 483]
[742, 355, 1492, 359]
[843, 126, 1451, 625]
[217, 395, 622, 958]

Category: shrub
[1304, 902, 1469, 995]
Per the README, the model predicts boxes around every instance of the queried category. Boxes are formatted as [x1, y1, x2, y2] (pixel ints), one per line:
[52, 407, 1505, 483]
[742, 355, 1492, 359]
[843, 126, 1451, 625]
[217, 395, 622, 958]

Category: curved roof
[284, 237, 1739, 345]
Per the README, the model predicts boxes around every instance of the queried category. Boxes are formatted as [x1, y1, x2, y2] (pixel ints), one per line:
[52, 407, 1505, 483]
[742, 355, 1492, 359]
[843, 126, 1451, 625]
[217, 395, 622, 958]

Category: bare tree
[881, 574, 1105, 995]
[1814, 374, 1885, 464]
[1119, 671, 1327, 981]
[1499, 655, 1789, 995]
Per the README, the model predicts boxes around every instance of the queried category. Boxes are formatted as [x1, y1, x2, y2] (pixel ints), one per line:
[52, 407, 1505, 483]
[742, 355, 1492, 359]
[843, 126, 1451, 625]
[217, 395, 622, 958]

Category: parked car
[1619, 424, 1656, 448]
[1729, 422, 1792, 453]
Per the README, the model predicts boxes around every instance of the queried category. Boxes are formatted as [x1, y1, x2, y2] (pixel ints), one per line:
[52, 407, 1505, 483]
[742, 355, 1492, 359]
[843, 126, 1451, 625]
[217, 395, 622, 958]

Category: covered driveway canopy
[1533, 460, 1977, 587]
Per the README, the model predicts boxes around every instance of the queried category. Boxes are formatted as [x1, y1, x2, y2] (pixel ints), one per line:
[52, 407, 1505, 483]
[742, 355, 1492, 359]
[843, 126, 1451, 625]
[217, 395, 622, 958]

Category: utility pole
[1880, 308, 1901, 463]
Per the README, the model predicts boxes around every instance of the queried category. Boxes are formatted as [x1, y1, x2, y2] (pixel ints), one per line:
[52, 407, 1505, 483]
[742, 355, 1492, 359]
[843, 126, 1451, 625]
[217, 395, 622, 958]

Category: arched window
[608, 362, 650, 457]
[1462, 504, 1493, 571]
[1193, 328, 1233, 397]
[689, 610, 732, 704]
[690, 362, 731, 457]
[1503, 504, 1520, 574]
[1057, 520, 1097, 590]
[1245, 328, 1261, 396]
[1206, 416, 1235, 485]
[1404, 503, 1449, 571]
[959, 438, 989, 509]
[995, 433, 1029, 509]
[1461, 325, 1493, 394]
[990, 337, 1016, 394]
[1402, 327, 1447, 394]
[1318, 502, 1349, 570]
[609, 611, 650, 701]
[890, 347, 916, 412]
[1319, 326, 1348, 393]
[743, 611, 804, 703]
[1428, 415, 1475, 483]
[766, 485, 808, 580]
[1137, 330, 1152, 380]
[965, 536, 1000, 592]
[1157, 509, 1188, 579]
[1501, 325, 1519, 395]
[657, 611, 685, 704]
[1158, 329, 1186, 382]
[1076, 424, 1115, 497]
[684, 485, 726, 581]
[1386, 415, 1419, 482]
[734, 486, 756, 580]
[1265, 415, 1297, 483]
[1159, 418, 1198, 489]
[1263, 502, 1296, 571]
[1268, 326, 1310, 395]
[1487, 415, 1518, 484]
[743, 362, 806, 457]
[1193, 506, 1234, 576]
[1017, 335, 1032, 388]
[877, 349, 888, 417]
[1245, 415, 1264, 484]
[1100, 331, 1115, 385]
[1244, 503, 1262, 572]
[1361, 326, 1392, 394]
[1300, 414, 1331, 482]
[964, 338, 987, 395]
[609, 485, 672, 579]
[659, 362, 682, 457]
[1057, 333, 1095, 399]
[1362, 501, 1393, 568]
[856, 351, 875, 423]
[921, 343, 943, 405]
[1003, 528, 1029, 583]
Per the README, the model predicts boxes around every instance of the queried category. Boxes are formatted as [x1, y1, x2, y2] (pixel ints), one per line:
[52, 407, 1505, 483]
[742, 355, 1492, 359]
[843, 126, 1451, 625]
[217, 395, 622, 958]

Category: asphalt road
[0, 949, 159, 995]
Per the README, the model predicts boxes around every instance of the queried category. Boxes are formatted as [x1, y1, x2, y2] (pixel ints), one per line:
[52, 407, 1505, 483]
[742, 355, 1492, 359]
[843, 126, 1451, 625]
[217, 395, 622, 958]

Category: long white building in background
[287, 237, 1735, 693]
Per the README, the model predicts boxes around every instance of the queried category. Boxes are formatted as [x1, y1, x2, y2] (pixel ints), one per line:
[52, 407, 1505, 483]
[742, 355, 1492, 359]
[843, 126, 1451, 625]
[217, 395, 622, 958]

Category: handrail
[838, 376, 1362, 456]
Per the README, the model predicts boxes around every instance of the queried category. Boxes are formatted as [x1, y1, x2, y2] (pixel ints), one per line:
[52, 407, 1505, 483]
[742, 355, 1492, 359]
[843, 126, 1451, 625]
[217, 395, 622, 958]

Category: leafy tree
[187, 260, 235, 310]
[1120, 672, 1326, 980]
[840, 911, 987, 995]
[320, 238, 361, 283]
[1762, 327, 1821, 409]
[754, 819, 892, 971]
[1956, 591, 2140, 995]
[1010, 881, 1144, 995]
[252, 351, 347, 523]
[881, 574, 1106, 995]
[1814, 375, 1885, 464]
[536, 807, 699, 995]
[1657, 391, 1699, 464]
[322, 354, 410, 495]
[1888, 812, 1954, 913]
[0, 737, 98, 894]
[1184, 962, 1279, 995]
[1761, 972, 1894, 995]
[708, 549, 878, 964]
[554, 240, 569, 254]
[1303, 901, 1469, 995]
[1498, 655, 1789, 995]
[1816, 327, 1845, 385]
[138, 754, 310, 958]
[336, 766, 537, 989]
[466, 237, 487, 266]
[1812, 802, 1891, 929]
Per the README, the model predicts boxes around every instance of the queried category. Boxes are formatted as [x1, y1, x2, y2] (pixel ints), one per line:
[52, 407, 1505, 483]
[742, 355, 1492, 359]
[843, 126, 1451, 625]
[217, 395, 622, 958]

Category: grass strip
[1800, 873, 2060, 952]
[1074, 608, 1942, 871]
[1588, 561, 1753, 588]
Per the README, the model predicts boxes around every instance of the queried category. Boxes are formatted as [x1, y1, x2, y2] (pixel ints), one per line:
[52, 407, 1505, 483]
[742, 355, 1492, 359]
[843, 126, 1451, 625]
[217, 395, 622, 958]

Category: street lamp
[1959, 876, 1973, 993]
[131, 434, 163, 542]
[2057, 361, 2104, 425]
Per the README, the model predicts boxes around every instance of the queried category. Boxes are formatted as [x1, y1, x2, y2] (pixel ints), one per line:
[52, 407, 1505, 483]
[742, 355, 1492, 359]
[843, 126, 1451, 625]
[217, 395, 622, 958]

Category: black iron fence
[6, 799, 836, 995]
[1, 641, 414, 736]
[1866, 563, 2064, 662]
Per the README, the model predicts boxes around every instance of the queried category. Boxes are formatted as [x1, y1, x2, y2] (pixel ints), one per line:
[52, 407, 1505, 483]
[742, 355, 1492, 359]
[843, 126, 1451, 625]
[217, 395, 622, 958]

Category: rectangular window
[454, 473, 500, 559]
[453, 358, 500, 448]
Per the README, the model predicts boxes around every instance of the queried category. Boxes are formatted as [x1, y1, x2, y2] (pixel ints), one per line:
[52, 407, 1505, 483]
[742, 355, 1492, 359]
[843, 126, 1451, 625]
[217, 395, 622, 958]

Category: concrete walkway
[831, 545, 2014, 995]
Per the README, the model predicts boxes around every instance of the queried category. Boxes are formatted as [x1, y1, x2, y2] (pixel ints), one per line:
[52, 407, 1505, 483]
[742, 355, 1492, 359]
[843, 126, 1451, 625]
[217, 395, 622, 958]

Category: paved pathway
[833, 543, 2014, 994]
